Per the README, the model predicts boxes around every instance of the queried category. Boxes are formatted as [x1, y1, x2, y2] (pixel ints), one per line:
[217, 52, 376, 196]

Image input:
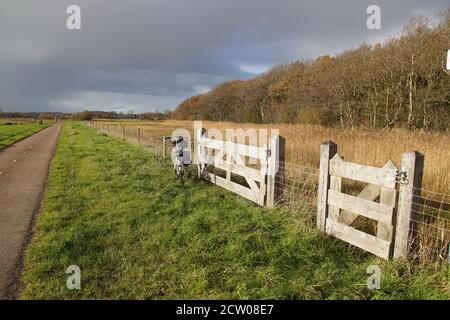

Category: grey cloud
[0, 0, 448, 112]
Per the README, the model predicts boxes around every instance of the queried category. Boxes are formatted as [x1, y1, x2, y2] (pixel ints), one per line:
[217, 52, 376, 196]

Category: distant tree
[71, 111, 93, 120]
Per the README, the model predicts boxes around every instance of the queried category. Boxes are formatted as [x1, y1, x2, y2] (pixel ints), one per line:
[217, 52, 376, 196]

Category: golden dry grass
[98, 119, 450, 195]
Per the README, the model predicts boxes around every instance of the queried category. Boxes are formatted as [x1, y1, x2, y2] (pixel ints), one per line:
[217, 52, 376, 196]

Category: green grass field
[20, 122, 449, 299]
[0, 120, 50, 150]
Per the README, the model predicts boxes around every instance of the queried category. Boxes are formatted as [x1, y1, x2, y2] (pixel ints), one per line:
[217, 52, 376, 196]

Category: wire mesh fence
[406, 187, 450, 265]
[96, 122, 165, 157]
[272, 161, 319, 215]
[89, 121, 450, 265]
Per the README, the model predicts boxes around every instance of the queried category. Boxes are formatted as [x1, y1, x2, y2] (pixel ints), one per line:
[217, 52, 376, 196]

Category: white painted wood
[447, 49, 450, 70]
[327, 190, 394, 224]
[203, 144, 262, 185]
[339, 184, 380, 225]
[338, 159, 397, 225]
[266, 135, 285, 208]
[326, 218, 391, 259]
[317, 141, 338, 231]
[259, 152, 268, 206]
[394, 151, 424, 259]
[214, 162, 262, 182]
[377, 161, 398, 247]
[321, 149, 400, 259]
[162, 137, 166, 157]
[225, 140, 232, 188]
[232, 152, 261, 192]
[329, 154, 343, 222]
[329, 157, 397, 188]
[199, 137, 266, 160]
[202, 172, 261, 204]
[196, 128, 207, 176]
[266, 139, 275, 208]
[197, 134, 271, 207]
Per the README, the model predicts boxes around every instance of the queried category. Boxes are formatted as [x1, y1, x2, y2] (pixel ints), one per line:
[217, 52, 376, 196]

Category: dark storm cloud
[0, 0, 448, 112]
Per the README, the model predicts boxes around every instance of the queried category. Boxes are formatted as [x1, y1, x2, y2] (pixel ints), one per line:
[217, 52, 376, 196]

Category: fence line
[88, 120, 449, 265]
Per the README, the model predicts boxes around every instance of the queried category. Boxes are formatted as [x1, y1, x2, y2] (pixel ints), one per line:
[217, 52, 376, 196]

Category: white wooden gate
[317, 141, 424, 260]
[326, 155, 398, 259]
[196, 130, 284, 207]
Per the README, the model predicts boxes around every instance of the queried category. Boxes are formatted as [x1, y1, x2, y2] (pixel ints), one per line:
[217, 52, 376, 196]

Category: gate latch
[394, 168, 409, 185]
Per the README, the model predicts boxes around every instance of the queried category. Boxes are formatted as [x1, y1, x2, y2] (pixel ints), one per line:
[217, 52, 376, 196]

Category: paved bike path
[0, 122, 62, 299]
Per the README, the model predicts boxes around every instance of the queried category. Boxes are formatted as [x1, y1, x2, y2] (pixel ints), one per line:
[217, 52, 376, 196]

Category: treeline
[71, 110, 171, 121]
[0, 111, 67, 119]
[173, 11, 450, 130]
[140, 111, 172, 121]
[0, 110, 171, 121]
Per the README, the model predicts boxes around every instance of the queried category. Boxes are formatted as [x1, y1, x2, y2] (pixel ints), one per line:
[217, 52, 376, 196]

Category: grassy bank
[0, 120, 50, 150]
[21, 122, 449, 299]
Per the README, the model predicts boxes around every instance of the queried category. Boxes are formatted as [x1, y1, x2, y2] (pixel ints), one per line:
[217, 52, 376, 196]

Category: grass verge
[20, 122, 449, 299]
[0, 121, 50, 150]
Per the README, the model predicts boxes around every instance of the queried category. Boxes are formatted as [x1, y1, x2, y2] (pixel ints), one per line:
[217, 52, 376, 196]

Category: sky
[0, 0, 448, 113]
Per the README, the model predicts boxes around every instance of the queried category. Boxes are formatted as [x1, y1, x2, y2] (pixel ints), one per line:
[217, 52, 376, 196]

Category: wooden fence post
[266, 135, 285, 208]
[226, 139, 232, 187]
[196, 128, 207, 178]
[122, 126, 125, 140]
[196, 129, 202, 178]
[394, 151, 424, 259]
[317, 141, 338, 232]
[137, 128, 141, 145]
[162, 137, 166, 157]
